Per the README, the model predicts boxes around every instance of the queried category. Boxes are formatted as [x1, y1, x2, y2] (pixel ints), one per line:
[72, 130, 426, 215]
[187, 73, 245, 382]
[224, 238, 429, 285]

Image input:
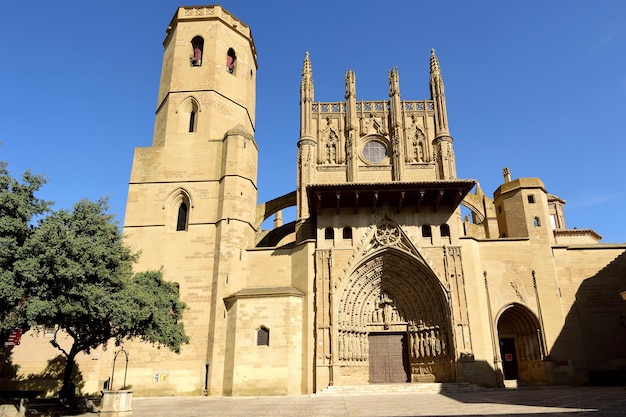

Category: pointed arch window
[179, 97, 199, 134]
[176, 202, 188, 231]
[191, 36, 204, 66]
[167, 188, 192, 232]
[533, 217, 541, 227]
[226, 48, 236, 74]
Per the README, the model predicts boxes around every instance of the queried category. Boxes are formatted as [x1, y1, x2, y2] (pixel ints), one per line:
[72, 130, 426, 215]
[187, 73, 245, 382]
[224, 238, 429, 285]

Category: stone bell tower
[123, 5, 258, 396]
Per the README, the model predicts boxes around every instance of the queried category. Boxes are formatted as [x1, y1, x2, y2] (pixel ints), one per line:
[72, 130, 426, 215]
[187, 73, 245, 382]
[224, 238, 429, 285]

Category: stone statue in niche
[338, 330, 369, 361]
[361, 113, 382, 135]
[410, 325, 448, 359]
[320, 117, 340, 164]
[406, 115, 428, 162]
[370, 291, 401, 329]
[379, 292, 394, 329]
[325, 140, 337, 164]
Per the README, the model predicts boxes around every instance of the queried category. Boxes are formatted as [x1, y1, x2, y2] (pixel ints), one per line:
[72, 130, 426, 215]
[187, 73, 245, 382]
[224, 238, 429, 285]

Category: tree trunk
[63, 347, 78, 388]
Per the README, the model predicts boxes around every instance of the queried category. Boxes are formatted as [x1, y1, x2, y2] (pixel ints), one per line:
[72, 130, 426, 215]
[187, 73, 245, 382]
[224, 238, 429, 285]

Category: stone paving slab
[61, 386, 626, 417]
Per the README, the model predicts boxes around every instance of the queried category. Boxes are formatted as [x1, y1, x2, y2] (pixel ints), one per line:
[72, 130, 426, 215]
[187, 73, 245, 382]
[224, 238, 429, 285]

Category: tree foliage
[10, 197, 189, 385]
[0, 161, 50, 334]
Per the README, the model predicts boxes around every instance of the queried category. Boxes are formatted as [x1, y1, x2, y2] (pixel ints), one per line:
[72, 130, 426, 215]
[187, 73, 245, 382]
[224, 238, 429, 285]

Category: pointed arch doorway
[496, 303, 545, 385]
[336, 248, 453, 385]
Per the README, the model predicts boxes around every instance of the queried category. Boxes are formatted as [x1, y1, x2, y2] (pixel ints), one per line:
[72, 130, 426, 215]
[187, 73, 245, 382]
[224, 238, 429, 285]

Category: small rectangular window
[257, 327, 269, 346]
[527, 195, 535, 204]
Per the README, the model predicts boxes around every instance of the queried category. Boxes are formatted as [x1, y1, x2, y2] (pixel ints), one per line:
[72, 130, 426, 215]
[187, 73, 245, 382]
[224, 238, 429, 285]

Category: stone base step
[316, 382, 485, 396]
[504, 379, 518, 388]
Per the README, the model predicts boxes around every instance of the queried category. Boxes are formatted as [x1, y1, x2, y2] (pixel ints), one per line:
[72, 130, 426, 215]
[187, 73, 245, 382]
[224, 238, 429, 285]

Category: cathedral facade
[7, 5, 626, 396]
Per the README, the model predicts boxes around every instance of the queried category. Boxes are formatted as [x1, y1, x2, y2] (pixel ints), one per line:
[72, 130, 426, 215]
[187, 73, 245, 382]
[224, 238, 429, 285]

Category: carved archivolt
[338, 250, 447, 329]
[338, 217, 442, 287]
[336, 218, 451, 362]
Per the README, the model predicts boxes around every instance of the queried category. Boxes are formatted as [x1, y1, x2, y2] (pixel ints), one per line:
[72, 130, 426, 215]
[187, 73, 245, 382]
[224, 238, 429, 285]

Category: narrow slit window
[226, 48, 236, 74]
[189, 110, 196, 132]
[191, 36, 204, 66]
[176, 202, 188, 231]
[422, 224, 432, 238]
[257, 326, 269, 346]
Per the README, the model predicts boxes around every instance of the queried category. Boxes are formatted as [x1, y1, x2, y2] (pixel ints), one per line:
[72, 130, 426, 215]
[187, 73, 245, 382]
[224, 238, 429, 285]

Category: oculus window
[362, 140, 387, 164]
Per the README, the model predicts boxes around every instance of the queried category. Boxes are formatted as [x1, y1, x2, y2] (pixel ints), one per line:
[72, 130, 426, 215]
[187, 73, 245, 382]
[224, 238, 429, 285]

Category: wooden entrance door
[369, 333, 409, 383]
[499, 337, 518, 380]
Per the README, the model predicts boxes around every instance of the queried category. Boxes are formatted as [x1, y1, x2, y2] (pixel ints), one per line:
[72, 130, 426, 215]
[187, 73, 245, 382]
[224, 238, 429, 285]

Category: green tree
[14, 198, 188, 387]
[0, 161, 50, 338]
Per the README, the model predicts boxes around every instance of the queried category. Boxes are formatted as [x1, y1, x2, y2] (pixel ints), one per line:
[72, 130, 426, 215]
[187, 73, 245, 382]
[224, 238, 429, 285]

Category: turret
[429, 49, 456, 179]
[388, 67, 404, 180]
[493, 170, 555, 244]
[297, 52, 316, 220]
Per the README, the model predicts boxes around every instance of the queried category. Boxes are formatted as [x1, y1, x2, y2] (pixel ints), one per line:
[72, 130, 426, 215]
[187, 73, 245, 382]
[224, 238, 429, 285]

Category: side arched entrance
[496, 303, 545, 385]
[334, 248, 453, 384]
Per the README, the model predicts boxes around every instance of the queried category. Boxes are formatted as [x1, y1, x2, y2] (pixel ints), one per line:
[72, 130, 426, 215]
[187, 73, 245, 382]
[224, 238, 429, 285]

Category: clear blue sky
[1, 1, 625, 243]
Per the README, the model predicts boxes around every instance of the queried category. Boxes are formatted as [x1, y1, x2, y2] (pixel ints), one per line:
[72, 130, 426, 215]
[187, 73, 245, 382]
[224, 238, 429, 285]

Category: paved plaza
[122, 386, 626, 417]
